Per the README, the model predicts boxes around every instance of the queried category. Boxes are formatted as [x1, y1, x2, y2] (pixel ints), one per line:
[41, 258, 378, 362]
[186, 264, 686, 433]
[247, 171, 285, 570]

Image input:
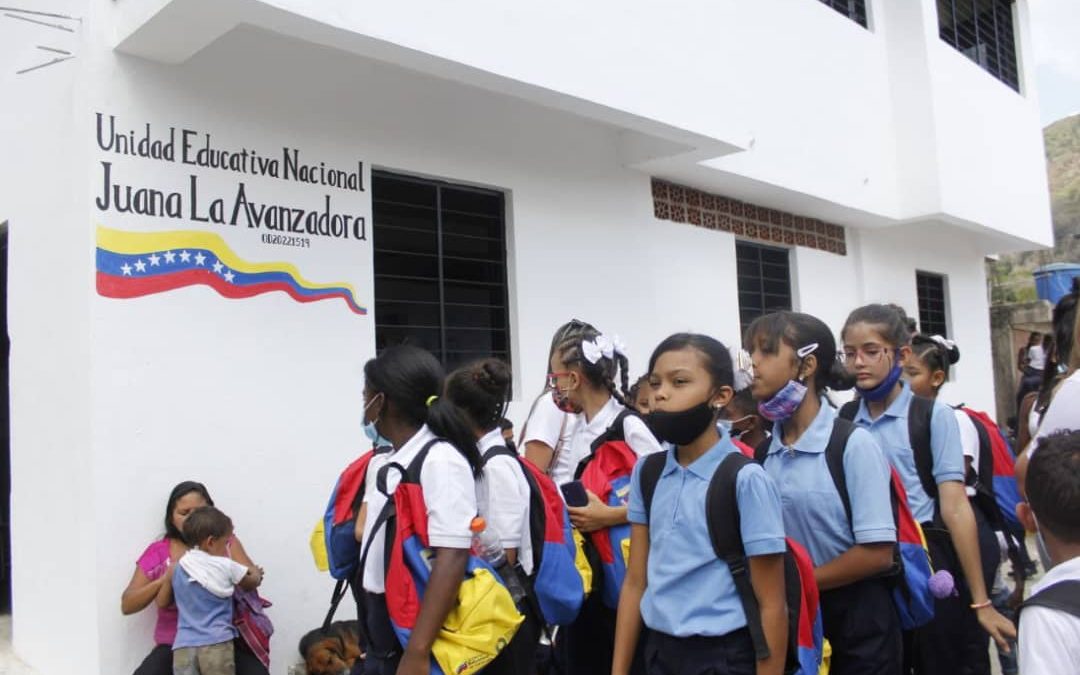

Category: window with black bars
[818, 0, 868, 28]
[736, 241, 793, 336]
[916, 272, 949, 338]
[937, 0, 1019, 92]
[372, 172, 511, 371]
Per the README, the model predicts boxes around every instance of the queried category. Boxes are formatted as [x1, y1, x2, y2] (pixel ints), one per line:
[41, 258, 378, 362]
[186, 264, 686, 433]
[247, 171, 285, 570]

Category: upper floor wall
[112, 0, 1053, 250]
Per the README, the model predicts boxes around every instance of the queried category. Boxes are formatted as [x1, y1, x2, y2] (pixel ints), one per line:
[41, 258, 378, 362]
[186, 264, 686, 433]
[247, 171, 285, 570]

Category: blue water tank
[1033, 263, 1080, 304]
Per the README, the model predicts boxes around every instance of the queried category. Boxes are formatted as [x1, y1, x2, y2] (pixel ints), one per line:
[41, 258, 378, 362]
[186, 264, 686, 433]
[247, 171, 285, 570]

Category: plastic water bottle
[470, 516, 527, 606]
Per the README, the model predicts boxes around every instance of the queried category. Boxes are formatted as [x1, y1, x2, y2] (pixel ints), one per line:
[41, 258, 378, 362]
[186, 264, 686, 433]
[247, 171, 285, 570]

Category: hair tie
[426, 395, 439, 408]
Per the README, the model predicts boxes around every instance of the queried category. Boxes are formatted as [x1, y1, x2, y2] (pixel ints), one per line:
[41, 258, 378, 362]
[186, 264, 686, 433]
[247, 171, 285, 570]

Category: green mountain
[988, 113, 1080, 305]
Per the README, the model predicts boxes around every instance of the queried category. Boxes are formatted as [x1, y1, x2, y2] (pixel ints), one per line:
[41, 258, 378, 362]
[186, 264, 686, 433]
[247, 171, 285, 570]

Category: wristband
[970, 599, 993, 610]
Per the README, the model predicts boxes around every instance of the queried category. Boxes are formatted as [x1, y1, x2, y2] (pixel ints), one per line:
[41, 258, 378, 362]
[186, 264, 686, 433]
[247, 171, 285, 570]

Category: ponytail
[363, 345, 482, 476]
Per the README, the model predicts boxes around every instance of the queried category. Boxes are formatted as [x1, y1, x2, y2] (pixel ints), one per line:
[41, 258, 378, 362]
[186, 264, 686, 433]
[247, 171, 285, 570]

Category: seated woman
[121, 481, 268, 675]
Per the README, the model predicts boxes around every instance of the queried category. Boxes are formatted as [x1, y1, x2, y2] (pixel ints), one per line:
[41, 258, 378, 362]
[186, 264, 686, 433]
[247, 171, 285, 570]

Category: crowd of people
[122, 288, 1080, 675]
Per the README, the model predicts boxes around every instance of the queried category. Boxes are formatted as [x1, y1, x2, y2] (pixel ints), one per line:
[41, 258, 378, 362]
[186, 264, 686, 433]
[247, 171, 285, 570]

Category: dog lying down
[299, 620, 365, 675]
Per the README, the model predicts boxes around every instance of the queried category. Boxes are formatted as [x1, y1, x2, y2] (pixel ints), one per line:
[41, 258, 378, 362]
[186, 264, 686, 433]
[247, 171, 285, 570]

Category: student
[629, 375, 652, 414]
[444, 357, 540, 675]
[1016, 430, 1080, 674]
[356, 345, 482, 675]
[747, 312, 899, 674]
[550, 324, 662, 675]
[722, 388, 768, 449]
[840, 304, 1014, 675]
[172, 506, 264, 675]
[498, 417, 517, 453]
[521, 320, 591, 483]
[904, 335, 1016, 653]
[613, 333, 788, 675]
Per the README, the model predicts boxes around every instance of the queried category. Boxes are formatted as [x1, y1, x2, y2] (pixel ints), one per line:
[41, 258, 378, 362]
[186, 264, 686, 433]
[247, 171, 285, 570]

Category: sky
[1029, 0, 1080, 126]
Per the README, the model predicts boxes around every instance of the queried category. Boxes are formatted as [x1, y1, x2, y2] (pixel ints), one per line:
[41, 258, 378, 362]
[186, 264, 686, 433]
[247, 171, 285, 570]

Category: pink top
[136, 538, 177, 645]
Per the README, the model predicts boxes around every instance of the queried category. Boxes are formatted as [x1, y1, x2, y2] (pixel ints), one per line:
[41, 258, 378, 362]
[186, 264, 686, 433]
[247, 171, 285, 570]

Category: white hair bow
[930, 335, 956, 351]
[731, 347, 754, 392]
[582, 334, 626, 364]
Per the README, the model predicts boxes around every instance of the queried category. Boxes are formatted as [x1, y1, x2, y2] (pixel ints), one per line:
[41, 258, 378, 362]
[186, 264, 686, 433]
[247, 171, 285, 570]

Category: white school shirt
[1026, 369, 1080, 458]
[360, 425, 477, 593]
[561, 397, 663, 488]
[954, 408, 980, 498]
[1019, 555, 1080, 675]
[1027, 345, 1047, 371]
[521, 393, 582, 486]
[476, 429, 535, 575]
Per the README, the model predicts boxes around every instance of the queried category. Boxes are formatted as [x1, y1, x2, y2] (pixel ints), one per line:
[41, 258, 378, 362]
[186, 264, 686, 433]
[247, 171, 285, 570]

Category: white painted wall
[0, 2, 1038, 674]
[109, 0, 1053, 248]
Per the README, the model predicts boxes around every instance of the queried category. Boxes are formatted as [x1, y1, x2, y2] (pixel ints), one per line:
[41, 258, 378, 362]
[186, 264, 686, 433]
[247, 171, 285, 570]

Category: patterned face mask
[756, 343, 818, 422]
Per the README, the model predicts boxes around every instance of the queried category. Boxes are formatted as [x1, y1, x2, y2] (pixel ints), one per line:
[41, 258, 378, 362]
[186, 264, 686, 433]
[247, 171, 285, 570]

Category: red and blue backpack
[955, 406, 1023, 532]
[362, 439, 523, 675]
[640, 449, 824, 675]
[480, 445, 587, 626]
[574, 409, 639, 609]
[323, 448, 387, 581]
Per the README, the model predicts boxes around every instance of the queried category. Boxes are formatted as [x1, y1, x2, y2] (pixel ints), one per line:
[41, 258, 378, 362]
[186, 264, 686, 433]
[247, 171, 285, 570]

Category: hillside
[988, 113, 1080, 304]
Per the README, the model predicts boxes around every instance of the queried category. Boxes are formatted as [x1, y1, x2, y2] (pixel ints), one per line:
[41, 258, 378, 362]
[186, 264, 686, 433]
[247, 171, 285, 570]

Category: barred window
[818, 0, 868, 28]
[736, 241, 793, 336]
[937, 0, 1020, 92]
[916, 271, 949, 338]
[372, 172, 511, 371]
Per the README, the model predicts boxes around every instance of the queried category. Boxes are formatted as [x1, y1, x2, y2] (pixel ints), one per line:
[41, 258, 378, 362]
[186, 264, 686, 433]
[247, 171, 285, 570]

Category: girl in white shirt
[444, 357, 539, 675]
[548, 323, 661, 675]
[356, 345, 483, 675]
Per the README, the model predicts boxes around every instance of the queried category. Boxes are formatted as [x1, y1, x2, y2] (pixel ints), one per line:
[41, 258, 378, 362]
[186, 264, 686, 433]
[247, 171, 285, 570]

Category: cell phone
[560, 480, 589, 507]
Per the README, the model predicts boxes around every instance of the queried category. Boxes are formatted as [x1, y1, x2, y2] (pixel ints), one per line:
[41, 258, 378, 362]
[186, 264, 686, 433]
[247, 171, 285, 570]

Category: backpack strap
[575, 408, 639, 479]
[907, 395, 938, 515]
[824, 418, 857, 528]
[1020, 581, 1080, 621]
[838, 399, 859, 422]
[752, 437, 771, 464]
[638, 451, 668, 523]
[482, 445, 518, 466]
[705, 452, 771, 661]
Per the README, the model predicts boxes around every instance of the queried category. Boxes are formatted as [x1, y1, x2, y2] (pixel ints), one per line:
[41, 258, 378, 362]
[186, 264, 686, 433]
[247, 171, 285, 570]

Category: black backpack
[1020, 580, 1080, 621]
[638, 451, 821, 675]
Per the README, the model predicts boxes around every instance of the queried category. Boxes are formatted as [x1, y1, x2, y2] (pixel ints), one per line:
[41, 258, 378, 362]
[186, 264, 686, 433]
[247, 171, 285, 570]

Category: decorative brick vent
[651, 179, 848, 256]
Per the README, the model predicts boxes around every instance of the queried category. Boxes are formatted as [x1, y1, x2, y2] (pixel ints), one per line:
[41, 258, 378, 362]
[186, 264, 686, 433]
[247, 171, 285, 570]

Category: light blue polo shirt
[627, 432, 786, 637]
[762, 399, 895, 567]
[850, 382, 964, 524]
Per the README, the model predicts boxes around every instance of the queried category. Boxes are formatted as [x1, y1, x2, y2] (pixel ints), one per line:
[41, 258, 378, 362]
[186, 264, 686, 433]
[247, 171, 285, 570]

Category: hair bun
[826, 359, 856, 392]
[476, 359, 511, 395]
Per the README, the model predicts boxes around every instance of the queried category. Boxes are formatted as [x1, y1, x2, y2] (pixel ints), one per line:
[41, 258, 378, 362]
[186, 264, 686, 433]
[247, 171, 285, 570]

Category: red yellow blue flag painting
[95, 226, 366, 315]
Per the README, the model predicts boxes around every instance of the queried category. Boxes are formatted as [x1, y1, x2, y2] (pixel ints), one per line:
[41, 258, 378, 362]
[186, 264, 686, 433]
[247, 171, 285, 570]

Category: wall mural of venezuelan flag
[95, 226, 366, 315]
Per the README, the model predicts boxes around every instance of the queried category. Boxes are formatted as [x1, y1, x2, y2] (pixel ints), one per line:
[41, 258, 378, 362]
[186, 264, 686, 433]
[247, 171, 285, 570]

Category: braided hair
[552, 325, 631, 406]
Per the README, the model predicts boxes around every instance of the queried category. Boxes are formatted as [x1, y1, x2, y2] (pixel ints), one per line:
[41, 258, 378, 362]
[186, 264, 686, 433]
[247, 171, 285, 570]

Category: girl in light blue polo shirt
[841, 304, 1015, 675]
[613, 333, 788, 675]
[746, 311, 899, 675]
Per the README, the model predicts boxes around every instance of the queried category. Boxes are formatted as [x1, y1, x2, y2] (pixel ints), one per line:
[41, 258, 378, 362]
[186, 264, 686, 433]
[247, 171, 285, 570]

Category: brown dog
[299, 620, 364, 675]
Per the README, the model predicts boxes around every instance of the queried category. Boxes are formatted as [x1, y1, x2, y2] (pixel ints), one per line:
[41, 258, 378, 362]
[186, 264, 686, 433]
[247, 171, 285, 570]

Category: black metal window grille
[372, 171, 511, 371]
[937, 0, 1019, 92]
[736, 241, 793, 336]
[818, 0, 868, 28]
[916, 271, 949, 338]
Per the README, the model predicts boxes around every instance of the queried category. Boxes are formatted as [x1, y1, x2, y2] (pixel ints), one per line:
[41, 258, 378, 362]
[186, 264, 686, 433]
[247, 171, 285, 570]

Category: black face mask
[646, 401, 716, 446]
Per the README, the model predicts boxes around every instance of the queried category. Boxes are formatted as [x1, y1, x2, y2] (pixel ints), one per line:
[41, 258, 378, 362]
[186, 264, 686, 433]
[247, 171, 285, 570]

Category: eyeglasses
[547, 371, 572, 389]
[842, 345, 891, 365]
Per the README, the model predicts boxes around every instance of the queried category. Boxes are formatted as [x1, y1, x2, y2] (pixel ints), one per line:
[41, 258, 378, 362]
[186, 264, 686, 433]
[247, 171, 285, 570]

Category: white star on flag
[134, 259, 147, 273]
[224, 270, 235, 282]
[179, 251, 191, 262]
[148, 254, 161, 266]
[194, 252, 206, 266]
[163, 251, 176, 263]
[121, 263, 132, 276]
[213, 260, 223, 273]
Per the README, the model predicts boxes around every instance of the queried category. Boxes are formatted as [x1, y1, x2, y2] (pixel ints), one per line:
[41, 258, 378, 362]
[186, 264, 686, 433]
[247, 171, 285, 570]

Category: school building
[0, 0, 1053, 673]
